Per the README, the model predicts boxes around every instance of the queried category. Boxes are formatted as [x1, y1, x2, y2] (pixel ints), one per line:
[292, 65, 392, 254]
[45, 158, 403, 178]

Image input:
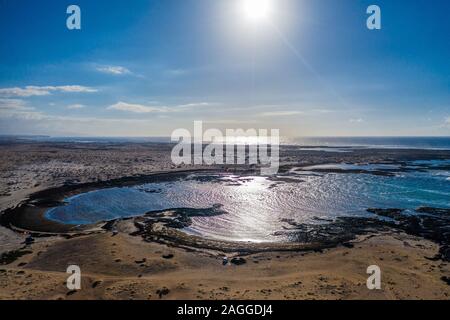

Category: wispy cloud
[0, 99, 33, 110]
[311, 109, 334, 114]
[0, 99, 43, 120]
[259, 111, 304, 117]
[177, 102, 215, 108]
[96, 65, 132, 75]
[165, 69, 189, 77]
[107, 102, 170, 113]
[107, 101, 215, 114]
[67, 104, 86, 110]
[349, 118, 364, 123]
[0, 85, 97, 97]
[204, 119, 260, 125]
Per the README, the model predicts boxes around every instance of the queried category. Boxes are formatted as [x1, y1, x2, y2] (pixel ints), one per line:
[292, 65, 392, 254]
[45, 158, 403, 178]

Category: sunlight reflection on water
[45, 168, 450, 242]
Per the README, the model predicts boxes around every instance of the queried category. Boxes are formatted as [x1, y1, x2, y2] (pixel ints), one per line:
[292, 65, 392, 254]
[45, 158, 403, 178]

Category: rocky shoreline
[2, 168, 448, 265]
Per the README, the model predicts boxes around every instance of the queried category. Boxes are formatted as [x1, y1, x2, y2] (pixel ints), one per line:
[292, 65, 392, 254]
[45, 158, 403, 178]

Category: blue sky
[0, 0, 448, 136]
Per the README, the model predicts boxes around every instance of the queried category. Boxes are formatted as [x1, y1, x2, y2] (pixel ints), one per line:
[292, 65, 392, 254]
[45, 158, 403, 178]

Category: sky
[0, 0, 449, 137]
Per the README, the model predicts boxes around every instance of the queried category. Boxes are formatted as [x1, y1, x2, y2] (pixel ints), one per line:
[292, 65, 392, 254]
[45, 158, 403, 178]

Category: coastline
[0, 141, 449, 299]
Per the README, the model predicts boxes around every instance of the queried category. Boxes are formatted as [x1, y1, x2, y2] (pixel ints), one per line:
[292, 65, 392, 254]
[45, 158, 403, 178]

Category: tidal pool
[45, 165, 450, 243]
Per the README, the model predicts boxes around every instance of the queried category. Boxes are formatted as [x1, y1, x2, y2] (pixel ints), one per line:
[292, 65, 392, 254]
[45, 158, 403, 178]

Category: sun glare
[242, 0, 272, 22]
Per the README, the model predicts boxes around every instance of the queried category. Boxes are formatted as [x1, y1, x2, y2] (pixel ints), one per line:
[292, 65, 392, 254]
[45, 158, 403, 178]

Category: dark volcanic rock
[367, 208, 404, 219]
[134, 258, 146, 264]
[441, 276, 450, 286]
[416, 207, 450, 218]
[437, 245, 450, 262]
[156, 287, 170, 298]
[278, 207, 450, 262]
[0, 249, 32, 265]
[66, 290, 77, 296]
[28, 199, 67, 207]
[230, 257, 247, 265]
[141, 205, 226, 230]
[278, 216, 391, 245]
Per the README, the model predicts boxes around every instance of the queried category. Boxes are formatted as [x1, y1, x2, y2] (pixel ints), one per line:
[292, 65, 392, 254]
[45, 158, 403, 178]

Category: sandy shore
[0, 140, 449, 300]
[1, 231, 448, 300]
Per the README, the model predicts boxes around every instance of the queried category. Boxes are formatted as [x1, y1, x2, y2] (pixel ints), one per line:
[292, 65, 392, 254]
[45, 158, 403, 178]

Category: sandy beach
[0, 140, 449, 300]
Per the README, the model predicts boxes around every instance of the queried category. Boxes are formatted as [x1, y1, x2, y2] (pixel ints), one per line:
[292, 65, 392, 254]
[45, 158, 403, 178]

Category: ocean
[3, 136, 450, 150]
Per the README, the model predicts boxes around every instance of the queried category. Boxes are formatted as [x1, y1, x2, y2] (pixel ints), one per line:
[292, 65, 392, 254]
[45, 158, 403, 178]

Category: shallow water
[297, 147, 353, 153]
[300, 163, 401, 171]
[45, 163, 450, 243]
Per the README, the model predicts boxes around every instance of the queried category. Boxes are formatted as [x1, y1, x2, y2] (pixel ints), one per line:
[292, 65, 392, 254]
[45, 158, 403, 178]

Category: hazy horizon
[2, 134, 450, 138]
[3, 134, 450, 150]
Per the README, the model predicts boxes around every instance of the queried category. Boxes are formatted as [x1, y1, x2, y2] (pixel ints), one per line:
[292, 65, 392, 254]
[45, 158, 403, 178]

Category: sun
[242, 0, 272, 22]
